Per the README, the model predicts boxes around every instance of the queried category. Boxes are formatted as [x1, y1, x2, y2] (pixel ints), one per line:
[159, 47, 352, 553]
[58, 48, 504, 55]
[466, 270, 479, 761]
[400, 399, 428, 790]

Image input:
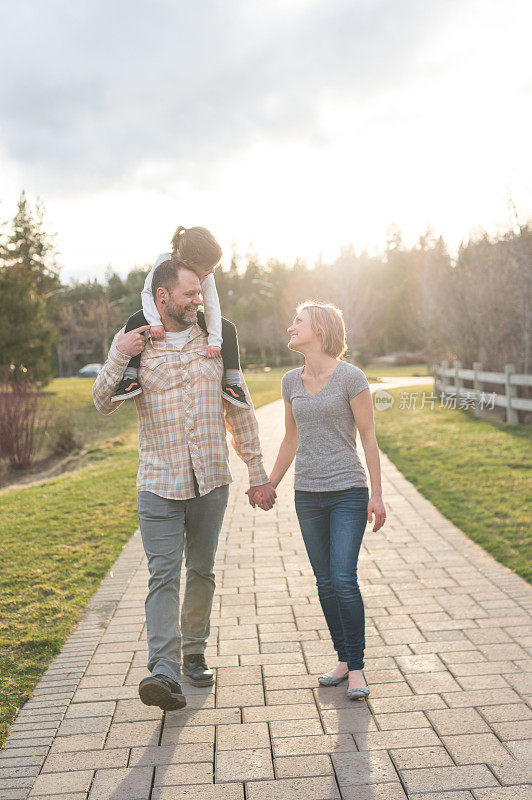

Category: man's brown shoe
[138, 674, 186, 710]
[183, 654, 214, 686]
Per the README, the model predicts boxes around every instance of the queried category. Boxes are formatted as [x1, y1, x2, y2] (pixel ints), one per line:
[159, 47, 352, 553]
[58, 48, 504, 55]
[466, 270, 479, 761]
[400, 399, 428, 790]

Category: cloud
[0, 0, 467, 190]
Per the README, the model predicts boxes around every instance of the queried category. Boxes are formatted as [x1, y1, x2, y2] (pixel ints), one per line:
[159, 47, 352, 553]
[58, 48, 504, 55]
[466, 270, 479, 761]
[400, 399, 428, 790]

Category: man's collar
[184, 323, 204, 343]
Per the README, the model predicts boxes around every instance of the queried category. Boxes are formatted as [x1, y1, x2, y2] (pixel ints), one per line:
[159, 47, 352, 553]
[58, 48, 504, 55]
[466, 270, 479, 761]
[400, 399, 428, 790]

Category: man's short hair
[151, 258, 195, 302]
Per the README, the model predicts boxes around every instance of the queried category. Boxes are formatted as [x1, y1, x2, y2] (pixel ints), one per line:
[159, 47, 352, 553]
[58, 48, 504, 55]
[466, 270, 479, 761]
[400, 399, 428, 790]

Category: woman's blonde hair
[171, 226, 223, 269]
[297, 301, 348, 359]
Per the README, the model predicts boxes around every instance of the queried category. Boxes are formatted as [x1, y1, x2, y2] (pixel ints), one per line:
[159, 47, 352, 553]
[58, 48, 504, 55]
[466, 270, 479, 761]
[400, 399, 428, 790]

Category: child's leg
[124, 310, 149, 374]
[220, 318, 240, 376]
[196, 311, 240, 377]
[197, 311, 248, 408]
[111, 310, 148, 402]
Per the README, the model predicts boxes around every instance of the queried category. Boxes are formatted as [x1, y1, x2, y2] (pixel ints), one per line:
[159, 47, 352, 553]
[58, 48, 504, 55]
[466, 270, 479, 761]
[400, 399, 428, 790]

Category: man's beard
[165, 301, 198, 327]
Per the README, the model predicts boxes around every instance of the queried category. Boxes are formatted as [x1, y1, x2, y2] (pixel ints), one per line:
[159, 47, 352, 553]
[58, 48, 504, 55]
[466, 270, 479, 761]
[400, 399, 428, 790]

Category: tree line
[0, 192, 530, 385]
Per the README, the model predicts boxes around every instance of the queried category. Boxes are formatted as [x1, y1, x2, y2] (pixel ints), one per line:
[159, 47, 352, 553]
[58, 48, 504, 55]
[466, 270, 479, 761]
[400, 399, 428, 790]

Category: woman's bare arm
[350, 388, 386, 531]
[269, 400, 298, 489]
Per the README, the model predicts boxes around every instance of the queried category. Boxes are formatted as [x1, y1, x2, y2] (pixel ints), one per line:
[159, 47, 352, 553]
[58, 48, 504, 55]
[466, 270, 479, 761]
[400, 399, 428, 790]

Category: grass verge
[374, 384, 531, 584]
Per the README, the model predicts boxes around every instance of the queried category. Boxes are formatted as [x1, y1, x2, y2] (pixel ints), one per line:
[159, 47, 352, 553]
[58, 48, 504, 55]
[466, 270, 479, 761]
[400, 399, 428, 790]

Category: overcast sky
[1, 0, 531, 280]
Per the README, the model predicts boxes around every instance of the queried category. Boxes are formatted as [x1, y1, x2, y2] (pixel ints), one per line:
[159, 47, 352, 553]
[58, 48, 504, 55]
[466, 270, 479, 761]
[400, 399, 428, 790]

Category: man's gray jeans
[138, 484, 230, 683]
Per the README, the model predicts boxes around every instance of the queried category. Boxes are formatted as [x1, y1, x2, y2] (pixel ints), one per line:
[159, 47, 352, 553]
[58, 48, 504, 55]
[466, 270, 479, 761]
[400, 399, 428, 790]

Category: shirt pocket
[197, 353, 223, 382]
[139, 350, 171, 392]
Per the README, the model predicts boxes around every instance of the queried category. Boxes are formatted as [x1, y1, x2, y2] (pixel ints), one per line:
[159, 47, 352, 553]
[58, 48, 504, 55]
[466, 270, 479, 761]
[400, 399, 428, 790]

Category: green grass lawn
[364, 362, 430, 379]
[0, 372, 283, 747]
[374, 384, 531, 584]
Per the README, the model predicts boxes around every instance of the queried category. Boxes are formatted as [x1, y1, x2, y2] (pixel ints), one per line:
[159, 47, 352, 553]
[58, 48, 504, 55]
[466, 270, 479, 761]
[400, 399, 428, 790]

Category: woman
[268, 301, 386, 699]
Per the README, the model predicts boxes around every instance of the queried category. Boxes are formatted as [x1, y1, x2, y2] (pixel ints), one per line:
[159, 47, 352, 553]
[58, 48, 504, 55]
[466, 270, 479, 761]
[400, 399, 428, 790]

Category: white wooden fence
[433, 361, 532, 424]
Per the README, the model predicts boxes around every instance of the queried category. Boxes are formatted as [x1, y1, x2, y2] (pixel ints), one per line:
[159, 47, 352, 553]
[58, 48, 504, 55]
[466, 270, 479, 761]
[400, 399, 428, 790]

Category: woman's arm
[200, 274, 223, 348]
[269, 400, 298, 489]
[350, 388, 386, 531]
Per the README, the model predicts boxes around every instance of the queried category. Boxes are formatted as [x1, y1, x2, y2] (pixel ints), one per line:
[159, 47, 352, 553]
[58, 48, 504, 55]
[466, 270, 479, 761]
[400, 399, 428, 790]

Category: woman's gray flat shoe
[347, 685, 370, 699]
[318, 671, 349, 686]
[347, 670, 370, 699]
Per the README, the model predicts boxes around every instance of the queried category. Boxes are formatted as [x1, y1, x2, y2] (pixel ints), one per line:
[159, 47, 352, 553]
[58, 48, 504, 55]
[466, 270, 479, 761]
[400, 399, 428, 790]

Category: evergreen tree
[0, 268, 55, 384]
[0, 191, 60, 294]
[0, 192, 59, 383]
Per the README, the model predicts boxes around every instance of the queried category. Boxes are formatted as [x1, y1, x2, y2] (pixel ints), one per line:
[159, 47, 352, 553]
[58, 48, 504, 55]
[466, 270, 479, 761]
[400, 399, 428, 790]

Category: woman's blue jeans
[295, 486, 369, 671]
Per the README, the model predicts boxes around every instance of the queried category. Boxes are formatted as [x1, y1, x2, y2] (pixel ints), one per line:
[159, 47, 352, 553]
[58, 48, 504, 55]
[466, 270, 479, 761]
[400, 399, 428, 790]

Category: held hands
[116, 325, 151, 357]
[246, 482, 277, 511]
[206, 345, 222, 358]
[368, 495, 386, 532]
[150, 325, 165, 340]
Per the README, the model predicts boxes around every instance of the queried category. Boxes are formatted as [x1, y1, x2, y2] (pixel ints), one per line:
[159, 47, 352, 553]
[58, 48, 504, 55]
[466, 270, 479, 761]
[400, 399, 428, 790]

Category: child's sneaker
[222, 383, 250, 409]
[112, 376, 143, 402]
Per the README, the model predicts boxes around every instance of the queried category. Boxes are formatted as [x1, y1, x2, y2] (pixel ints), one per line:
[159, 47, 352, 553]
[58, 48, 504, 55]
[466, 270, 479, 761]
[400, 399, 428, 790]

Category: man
[93, 258, 276, 711]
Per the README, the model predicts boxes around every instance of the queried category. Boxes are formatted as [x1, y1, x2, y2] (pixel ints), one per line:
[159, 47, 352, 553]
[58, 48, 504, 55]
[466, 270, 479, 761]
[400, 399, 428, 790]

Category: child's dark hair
[171, 226, 223, 270]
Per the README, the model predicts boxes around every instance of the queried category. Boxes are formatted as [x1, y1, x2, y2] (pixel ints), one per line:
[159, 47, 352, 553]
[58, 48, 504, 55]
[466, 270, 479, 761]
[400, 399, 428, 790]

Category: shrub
[0, 368, 49, 469]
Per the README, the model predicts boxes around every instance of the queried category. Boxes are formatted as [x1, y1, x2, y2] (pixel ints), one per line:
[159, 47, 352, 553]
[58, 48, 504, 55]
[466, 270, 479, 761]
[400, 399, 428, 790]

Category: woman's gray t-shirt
[281, 360, 370, 491]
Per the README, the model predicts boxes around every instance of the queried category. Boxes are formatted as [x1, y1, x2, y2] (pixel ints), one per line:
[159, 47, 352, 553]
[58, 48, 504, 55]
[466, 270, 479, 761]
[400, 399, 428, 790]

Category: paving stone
[489, 760, 532, 785]
[272, 733, 357, 757]
[441, 689, 521, 707]
[56, 716, 111, 736]
[274, 754, 334, 778]
[320, 708, 377, 734]
[268, 718, 323, 737]
[215, 748, 274, 782]
[355, 728, 443, 750]
[489, 720, 532, 740]
[332, 750, 398, 784]
[245, 776, 340, 800]
[0, 767, 40, 780]
[389, 745, 454, 768]
[154, 761, 214, 785]
[442, 733, 515, 764]
[426, 708, 492, 735]
[477, 704, 532, 723]
[406, 672, 463, 693]
[457, 675, 511, 691]
[394, 654, 446, 672]
[408, 794, 474, 800]
[504, 740, 532, 760]
[261, 663, 307, 677]
[243, 703, 319, 722]
[265, 689, 316, 706]
[163, 708, 241, 726]
[373, 711, 431, 730]
[29, 769, 94, 795]
[113, 699, 163, 722]
[216, 722, 270, 750]
[368, 693, 447, 713]
[337, 785, 407, 800]
[41, 747, 129, 772]
[152, 786, 244, 799]
[471, 789, 531, 800]
[129, 743, 213, 766]
[215, 667, 262, 686]
[216, 684, 264, 707]
[104, 719, 162, 747]
[160, 725, 215, 745]
[400, 765, 498, 793]
[88, 766, 153, 799]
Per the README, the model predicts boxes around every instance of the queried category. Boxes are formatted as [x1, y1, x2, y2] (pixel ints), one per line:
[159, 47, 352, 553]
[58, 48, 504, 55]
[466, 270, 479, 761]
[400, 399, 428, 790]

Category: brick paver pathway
[1, 397, 531, 799]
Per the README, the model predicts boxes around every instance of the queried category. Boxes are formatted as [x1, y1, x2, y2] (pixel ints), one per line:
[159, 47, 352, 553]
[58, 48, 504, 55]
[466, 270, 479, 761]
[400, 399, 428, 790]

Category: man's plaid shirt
[92, 324, 269, 499]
